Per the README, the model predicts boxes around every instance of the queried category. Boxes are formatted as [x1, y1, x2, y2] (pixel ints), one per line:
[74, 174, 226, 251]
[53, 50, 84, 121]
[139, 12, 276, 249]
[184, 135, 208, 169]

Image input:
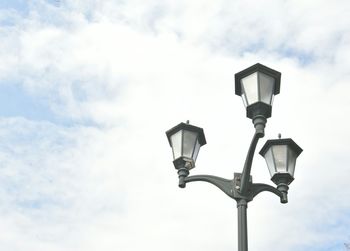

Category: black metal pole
[237, 199, 248, 251]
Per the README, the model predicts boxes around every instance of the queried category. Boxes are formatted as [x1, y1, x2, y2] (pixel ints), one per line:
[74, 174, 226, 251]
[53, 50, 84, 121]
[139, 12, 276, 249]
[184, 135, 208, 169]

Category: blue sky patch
[0, 0, 30, 16]
[0, 82, 99, 127]
[0, 83, 56, 121]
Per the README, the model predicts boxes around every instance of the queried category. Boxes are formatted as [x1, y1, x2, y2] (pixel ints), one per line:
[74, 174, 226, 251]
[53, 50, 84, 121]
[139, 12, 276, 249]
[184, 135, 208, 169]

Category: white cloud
[0, 0, 350, 251]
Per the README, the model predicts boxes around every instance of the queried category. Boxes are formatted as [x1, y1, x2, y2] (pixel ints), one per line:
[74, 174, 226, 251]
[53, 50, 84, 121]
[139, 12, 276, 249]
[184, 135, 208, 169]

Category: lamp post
[165, 63, 303, 251]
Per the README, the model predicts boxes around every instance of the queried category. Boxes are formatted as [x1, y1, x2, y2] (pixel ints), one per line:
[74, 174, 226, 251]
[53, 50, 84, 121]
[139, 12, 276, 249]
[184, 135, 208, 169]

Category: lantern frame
[235, 63, 281, 119]
[259, 138, 303, 185]
[166, 122, 206, 170]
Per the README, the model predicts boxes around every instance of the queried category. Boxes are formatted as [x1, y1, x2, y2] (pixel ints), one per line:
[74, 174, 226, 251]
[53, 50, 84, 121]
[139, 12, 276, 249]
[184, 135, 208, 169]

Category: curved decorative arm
[240, 116, 266, 194]
[240, 132, 260, 194]
[182, 175, 288, 203]
[250, 183, 288, 203]
[184, 175, 234, 199]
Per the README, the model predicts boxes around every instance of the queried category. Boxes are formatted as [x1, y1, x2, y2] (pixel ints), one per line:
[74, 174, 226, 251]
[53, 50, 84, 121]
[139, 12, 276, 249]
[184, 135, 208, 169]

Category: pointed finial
[278, 133, 281, 139]
[186, 120, 190, 124]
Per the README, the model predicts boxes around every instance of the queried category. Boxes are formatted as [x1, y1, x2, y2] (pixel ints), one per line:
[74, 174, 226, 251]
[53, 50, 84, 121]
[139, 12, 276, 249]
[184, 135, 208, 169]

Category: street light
[165, 63, 303, 251]
[166, 121, 206, 187]
[259, 137, 303, 203]
[235, 63, 281, 120]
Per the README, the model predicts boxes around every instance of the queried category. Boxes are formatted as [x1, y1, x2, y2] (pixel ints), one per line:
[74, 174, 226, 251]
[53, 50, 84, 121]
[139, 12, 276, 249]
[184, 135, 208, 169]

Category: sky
[0, 0, 350, 251]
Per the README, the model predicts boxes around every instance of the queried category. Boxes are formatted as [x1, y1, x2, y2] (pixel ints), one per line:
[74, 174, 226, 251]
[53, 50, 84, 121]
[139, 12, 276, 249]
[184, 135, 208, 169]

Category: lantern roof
[166, 122, 206, 147]
[259, 138, 303, 157]
[235, 63, 281, 96]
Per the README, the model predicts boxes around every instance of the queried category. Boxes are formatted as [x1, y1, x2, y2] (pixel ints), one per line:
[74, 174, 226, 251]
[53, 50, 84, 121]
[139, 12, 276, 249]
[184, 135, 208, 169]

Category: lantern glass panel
[259, 72, 275, 105]
[170, 130, 182, 159]
[272, 145, 287, 173]
[287, 147, 297, 176]
[241, 72, 258, 107]
[182, 130, 198, 159]
[192, 139, 200, 161]
[264, 148, 276, 177]
[272, 145, 288, 173]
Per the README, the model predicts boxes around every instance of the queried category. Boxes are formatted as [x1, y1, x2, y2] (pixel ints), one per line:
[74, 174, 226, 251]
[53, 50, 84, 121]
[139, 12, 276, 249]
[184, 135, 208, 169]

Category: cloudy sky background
[0, 0, 350, 250]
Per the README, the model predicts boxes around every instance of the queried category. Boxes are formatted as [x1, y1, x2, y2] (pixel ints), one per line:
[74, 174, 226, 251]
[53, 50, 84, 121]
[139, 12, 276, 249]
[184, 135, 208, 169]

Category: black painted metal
[237, 199, 248, 251]
[239, 131, 261, 194]
[246, 102, 272, 119]
[166, 122, 206, 146]
[234, 63, 281, 96]
[259, 138, 303, 157]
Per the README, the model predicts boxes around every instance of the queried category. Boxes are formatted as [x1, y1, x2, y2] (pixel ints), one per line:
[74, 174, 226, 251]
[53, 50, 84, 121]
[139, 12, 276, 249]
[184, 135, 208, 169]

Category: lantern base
[177, 168, 189, 188]
[246, 102, 272, 119]
[252, 116, 266, 137]
[277, 183, 289, 203]
[173, 157, 195, 170]
[271, 173, 294, 185]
